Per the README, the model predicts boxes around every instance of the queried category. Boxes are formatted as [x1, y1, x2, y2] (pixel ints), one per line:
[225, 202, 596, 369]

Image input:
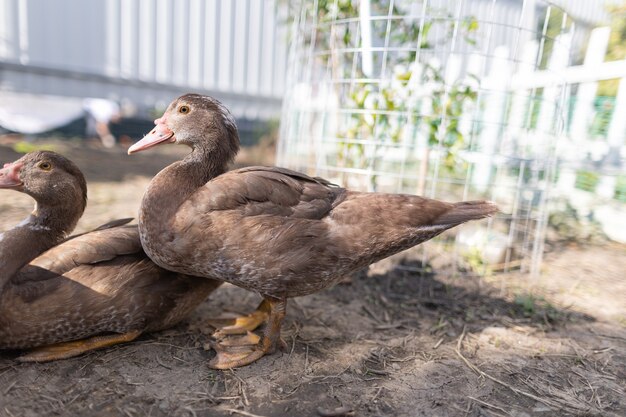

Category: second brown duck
[0, 151, 221, 361]
[128, 94, 498, 369]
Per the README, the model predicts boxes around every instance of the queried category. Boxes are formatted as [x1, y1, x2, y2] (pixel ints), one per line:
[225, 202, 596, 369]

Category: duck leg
[208, 297, 287, 369]
[208, 299, 271, 338]
[17, 330, 142, 362]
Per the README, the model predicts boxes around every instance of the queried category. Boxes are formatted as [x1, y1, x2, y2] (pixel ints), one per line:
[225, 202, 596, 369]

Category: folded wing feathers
[28, 226, 142, 275]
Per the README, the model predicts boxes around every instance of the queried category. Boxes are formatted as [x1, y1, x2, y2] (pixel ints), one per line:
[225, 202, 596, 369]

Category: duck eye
[39, 162, 52, 171]
[179, 105, 190, 114]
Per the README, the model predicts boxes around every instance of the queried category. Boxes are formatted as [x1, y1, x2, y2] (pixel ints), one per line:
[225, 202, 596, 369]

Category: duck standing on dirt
[128, 94, 498, 369]
[0, 151, 221, 361]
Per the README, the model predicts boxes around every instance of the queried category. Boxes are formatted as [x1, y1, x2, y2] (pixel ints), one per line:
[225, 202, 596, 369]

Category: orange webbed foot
[207, 298, 287, 369]
[17, 330, 142, 362]
[207, 299, 270, 338]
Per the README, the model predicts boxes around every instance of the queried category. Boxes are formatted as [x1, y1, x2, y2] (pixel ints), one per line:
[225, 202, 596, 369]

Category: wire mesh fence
[278, 0, 575, 278]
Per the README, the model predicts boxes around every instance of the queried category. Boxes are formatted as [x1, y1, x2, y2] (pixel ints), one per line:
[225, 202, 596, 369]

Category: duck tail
[433, 200, 498, 227]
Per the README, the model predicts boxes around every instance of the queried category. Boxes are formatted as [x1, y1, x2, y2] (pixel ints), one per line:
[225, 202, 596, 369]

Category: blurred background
[1, 2, 626, 415]
[0, 0, 287, 144]
[0, 0, 624, 278]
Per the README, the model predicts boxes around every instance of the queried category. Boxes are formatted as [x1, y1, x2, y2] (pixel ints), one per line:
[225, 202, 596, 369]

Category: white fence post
[472, 46, 511, 192]
[606, 77, 626, 166]
[359, 0, 373, 77]
[536, 33, 572, 138]
[508, 40, 539, 139]
[570, 27, 611, 144]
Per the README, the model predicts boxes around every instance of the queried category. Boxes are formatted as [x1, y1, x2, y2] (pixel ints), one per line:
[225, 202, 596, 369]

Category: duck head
[0, 151, 87, 215]
[128, 94, 240, 161]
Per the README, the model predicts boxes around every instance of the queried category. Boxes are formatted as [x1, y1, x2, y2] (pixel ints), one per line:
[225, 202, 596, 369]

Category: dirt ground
[0, 138, 624, 417]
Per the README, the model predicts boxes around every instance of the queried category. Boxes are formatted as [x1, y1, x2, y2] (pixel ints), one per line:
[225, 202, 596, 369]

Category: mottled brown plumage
[129, 94, 498, 369]
[0, 151, 221, 360]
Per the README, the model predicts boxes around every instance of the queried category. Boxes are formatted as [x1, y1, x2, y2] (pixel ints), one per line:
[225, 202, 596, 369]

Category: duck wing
[184, 166, 347, 220]
[18, 225, 142, 280]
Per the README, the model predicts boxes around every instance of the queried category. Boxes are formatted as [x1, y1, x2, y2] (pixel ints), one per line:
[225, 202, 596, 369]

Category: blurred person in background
[83, 98, 121, 148]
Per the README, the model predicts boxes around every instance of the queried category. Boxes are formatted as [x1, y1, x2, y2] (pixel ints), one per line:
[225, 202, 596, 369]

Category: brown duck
[0, 151, 221, 361]
[128, 94, 498, 369]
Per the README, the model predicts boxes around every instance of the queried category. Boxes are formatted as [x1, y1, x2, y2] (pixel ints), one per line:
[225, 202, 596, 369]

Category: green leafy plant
[13, 141, 56, 154]
[513, 293, 560, 322]
[574, 170, 600, 192]
[302, 0, 480, 189]
[548, 201, 607, 242]
[589, 96, 615, 139]
[463, 246, 492, 276]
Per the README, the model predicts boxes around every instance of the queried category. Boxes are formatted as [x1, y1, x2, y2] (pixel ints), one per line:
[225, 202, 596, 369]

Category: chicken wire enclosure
[278, 0, 575, 278]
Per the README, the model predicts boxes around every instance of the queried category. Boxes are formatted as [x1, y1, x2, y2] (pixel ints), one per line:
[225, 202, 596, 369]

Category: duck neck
[140, 144, 229, 237]
[0, 207, 71, 291]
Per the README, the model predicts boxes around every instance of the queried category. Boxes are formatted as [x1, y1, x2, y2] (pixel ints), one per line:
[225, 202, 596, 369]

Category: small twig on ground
[182, 406, 198, 417]
[364, 368, 389, 376]
[40, 394, 64, 409]
[229, 373, 250, 407]
[288, 322, 301, 359]
[100, 348, 138, 363]
[467, 396, 511, 416]
[64, 393, 82, 408]
[224, 408, 268, 417]
[139, 341, 197, 350]
[117, 406, 134, 417]
[78, 356, 99, 372]
[155, 354, 172, 370]
[389, 354, 419, 363]
[451, 400, 476, 415]
[3, 380, 17, 395]
[374, 322, 406, 330]
[316, 406, 355, 417]
[361, 304, 382, 323]
[465, 399, 472, 414]
[588, 329, 626, 343]
[370, 386, 384, 403]
[307, 366, 351, 382]
[433, 337, 444, 350]
[571, 370, 602, 409]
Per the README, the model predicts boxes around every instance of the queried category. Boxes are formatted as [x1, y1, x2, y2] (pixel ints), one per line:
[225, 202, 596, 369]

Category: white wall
[0, 0, 288, 119]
